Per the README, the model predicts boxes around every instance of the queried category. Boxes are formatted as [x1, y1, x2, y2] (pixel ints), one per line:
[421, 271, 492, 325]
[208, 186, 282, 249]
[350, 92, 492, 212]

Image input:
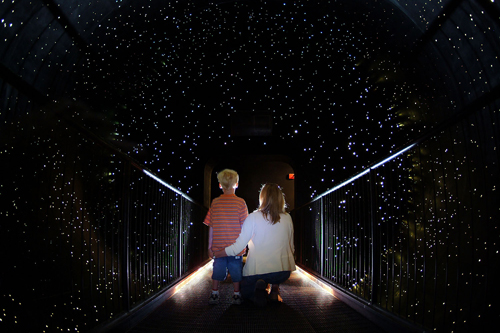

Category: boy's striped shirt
[204, 194, 248, 255]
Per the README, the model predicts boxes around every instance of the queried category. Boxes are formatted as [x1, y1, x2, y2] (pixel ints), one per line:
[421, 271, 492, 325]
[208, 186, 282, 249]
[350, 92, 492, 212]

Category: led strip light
[312, 143, 416, 202]
[143, 169, 194, 202]
[295, 266, 335, 297]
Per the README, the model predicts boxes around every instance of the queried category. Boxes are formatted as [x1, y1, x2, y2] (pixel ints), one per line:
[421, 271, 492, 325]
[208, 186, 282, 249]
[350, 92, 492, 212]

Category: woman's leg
[266, 271, 291, 285]
[241, 271, 291, 302]
[267, 271, 290, 302]
[240, 275, 259, 300]
[269, 283, 280, 301]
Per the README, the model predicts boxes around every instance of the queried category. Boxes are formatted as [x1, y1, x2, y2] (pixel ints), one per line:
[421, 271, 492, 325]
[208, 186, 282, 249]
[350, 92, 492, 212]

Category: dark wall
[207, 154, 295, 212]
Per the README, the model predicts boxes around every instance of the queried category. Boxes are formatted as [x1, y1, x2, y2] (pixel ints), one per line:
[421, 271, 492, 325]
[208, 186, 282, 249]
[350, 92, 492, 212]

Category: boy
[204, 169, 248, 305]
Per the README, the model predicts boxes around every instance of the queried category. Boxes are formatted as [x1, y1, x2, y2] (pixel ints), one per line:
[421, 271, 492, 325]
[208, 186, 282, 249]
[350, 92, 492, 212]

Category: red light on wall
[287, 173, 295, 180]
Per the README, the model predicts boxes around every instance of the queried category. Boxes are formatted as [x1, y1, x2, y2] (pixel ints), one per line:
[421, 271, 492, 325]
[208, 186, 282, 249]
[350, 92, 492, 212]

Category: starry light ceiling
[74, 0, 430, 200]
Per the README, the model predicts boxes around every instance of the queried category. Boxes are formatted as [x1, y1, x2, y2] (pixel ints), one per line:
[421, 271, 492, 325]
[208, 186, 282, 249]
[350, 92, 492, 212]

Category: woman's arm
[213, 215, 254, 258]
[213, 249, 226, 258]
[225, 215, 254, 256]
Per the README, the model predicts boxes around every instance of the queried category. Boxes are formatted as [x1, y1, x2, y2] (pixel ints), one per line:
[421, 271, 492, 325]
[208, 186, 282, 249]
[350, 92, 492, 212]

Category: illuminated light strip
[312, 169, 370, 202]
[295, 266, 335, 297]
[370, 143, 416, 169]
[143, 169, 194, 202]
[173, 260, 213, 295]
[312, 143, 417, 202]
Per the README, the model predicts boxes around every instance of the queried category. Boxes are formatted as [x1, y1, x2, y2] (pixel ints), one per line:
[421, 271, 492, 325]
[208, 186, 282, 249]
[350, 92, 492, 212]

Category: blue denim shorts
[212, 256, 243, 282]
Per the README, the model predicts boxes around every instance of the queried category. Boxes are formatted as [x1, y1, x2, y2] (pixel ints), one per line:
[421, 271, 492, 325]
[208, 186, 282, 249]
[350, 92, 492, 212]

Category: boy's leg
[231, 281, 242, 304]
[227, 256, 243, 304]
[226, 256, 243, 290]
[209, 279, 221, 304]
[211, 257, 228, 283]
[209, 257, 227, 304]
[212, 279, 220, 291]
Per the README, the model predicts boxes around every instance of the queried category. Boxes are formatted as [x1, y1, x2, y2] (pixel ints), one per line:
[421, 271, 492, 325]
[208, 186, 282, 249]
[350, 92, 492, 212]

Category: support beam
[42, 0, 88, 49]
[476, 0, 500, 27]
[412, 0, 464, 54]
[0, 62, 49, 105]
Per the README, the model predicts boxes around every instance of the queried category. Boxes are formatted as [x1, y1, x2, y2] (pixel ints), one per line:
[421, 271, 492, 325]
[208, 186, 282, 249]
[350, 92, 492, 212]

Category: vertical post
[369, 168, 379, 305]
[179, 198, 184, 276]
[122, 163, 131, 311]
[320, 197, 324, 277]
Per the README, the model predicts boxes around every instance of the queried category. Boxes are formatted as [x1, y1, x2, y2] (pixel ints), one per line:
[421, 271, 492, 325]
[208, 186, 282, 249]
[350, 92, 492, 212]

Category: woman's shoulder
[246, 210, 267, 222]
[280, 212, 293, 223]
[248, 210, 262, 218]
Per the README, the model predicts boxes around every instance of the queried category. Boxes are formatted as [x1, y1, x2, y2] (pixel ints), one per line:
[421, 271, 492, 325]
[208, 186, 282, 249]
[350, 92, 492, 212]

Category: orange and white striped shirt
[204, 194, 248, 256]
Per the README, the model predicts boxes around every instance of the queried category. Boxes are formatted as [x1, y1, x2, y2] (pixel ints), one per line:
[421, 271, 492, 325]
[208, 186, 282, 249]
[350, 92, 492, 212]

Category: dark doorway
[204, 155, 295, 212]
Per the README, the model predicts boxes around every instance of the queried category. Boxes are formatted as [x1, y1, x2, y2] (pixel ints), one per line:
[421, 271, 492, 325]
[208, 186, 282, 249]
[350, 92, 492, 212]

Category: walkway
[120, 264, 387, 333]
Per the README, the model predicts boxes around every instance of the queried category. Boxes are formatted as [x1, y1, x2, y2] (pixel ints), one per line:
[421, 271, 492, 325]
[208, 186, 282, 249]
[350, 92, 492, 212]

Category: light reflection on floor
[125, 261, 386, 333]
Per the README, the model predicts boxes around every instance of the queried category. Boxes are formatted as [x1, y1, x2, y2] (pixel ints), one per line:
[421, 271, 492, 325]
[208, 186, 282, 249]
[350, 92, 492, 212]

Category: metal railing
[292, 100, 499, 331]
[0, 112, 208, 332]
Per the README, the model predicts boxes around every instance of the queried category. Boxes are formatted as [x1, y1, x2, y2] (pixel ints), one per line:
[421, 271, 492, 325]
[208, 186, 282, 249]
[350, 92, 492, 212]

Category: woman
[212, 183, 296, 306]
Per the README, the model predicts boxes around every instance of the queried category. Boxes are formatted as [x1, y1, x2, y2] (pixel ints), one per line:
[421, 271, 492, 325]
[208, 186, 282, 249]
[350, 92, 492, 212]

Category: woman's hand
[209, 249, 227, 259]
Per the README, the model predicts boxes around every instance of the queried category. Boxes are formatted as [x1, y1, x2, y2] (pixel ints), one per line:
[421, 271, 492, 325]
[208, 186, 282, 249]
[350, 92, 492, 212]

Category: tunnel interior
[1, 0, 499, 332]
[5, 0, 495, 205]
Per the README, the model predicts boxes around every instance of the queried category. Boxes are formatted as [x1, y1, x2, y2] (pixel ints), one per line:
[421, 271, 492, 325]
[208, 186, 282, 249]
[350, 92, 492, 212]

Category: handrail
[291, 85, 499, 331]
[310, 143, 416, 204]
[56, 107, 201, 207]
[1, 109, 209, 332]
[301, 84, 500, 208]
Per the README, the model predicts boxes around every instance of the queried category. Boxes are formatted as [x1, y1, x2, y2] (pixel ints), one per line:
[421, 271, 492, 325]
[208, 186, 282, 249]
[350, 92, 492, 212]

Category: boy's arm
[208, 226, 214, 258]
[203, 206, 214, 257]
[208, 226, 213, 249]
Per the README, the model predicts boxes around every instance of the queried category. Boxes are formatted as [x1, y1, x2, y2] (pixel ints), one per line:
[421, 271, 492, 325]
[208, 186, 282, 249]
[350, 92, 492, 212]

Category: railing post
[369, 168, 379, 305]
[320, 197, 324, 277]
[122, 163, 131, 311]
[179, 198, 184, 276]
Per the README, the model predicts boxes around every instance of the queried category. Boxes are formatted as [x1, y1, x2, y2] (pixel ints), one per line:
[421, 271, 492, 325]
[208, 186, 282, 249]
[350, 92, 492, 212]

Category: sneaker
[232, 294, 242, 305]
[209, 293, 220, 305]
[253, 279, 268, 307]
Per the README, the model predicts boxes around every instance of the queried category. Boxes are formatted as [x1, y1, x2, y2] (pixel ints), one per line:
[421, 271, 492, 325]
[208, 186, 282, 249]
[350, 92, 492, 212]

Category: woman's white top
[225, 211, 296, 276]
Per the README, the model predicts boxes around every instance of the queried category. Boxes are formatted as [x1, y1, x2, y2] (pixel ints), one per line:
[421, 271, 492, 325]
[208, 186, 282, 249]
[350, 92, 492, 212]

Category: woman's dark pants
[240, 271, 291, 300]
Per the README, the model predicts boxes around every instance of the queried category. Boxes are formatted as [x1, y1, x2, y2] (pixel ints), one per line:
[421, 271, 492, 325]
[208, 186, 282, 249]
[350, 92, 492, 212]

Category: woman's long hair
[258, 183, 286, 224]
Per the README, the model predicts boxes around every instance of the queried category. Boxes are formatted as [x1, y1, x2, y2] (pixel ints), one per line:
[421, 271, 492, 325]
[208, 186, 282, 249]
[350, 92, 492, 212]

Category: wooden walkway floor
[118, 264, 387, 333]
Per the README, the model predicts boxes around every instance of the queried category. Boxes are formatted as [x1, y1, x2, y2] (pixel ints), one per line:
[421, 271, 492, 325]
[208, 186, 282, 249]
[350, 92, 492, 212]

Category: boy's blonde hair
[217, 169, 239, 190]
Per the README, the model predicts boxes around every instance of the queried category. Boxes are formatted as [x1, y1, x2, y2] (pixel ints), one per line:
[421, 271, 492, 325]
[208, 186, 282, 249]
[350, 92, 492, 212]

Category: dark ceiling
[1, 0, 499, 204]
